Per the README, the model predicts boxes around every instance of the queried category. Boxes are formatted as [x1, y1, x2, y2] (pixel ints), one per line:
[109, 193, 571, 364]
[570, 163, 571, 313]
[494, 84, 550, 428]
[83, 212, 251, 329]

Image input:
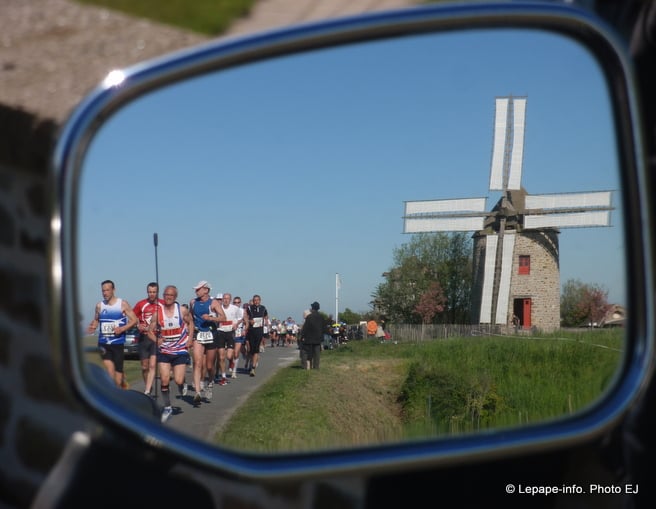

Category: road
[128, 344, 300, 442]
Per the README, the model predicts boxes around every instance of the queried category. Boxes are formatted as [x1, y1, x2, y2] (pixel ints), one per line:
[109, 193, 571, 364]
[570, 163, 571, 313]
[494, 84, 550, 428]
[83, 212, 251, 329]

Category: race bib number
[252, 317, 263, 328]
[219, 321, 233, 332]
[100, 322, 116, 335]
[197, 330, 214, 343]
[161, 327, 182, 342]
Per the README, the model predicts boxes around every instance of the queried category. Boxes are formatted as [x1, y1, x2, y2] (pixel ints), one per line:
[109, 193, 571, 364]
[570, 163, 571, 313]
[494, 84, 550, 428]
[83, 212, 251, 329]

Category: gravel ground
[0, 0, 418, 124]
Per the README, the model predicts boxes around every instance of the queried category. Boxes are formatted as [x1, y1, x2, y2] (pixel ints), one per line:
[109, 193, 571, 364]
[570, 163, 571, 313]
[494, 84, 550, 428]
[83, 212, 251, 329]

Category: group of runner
[268, 316, 299, 347]
[87, 279, 270, 422]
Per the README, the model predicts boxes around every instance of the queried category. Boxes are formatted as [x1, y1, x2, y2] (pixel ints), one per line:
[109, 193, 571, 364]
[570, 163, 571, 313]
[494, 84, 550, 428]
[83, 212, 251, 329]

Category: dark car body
[123, 327, 140, 359]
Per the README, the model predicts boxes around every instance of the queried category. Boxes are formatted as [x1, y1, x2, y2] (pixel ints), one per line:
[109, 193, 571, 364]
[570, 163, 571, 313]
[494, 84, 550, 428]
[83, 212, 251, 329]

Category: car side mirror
[52, 2, 651, 479]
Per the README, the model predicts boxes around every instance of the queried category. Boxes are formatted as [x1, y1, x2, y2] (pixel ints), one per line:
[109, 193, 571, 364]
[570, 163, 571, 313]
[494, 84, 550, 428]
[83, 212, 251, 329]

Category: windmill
[403, 96, 613, 330]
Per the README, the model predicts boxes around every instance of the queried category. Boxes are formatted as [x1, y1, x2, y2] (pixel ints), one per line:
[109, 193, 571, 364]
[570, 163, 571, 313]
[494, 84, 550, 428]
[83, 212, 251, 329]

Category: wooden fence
[380, 323, 528, 342]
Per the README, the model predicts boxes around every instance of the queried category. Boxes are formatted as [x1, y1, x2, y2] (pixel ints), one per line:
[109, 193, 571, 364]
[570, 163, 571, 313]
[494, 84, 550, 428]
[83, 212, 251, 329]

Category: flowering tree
[414, 281, 447, 340]
[415, 281, 446, 324]
[561, 279, 612, 327]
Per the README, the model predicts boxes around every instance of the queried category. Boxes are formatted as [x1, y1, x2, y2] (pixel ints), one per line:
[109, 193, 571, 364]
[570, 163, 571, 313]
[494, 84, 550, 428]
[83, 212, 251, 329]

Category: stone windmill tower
[403, 96, 613, 331]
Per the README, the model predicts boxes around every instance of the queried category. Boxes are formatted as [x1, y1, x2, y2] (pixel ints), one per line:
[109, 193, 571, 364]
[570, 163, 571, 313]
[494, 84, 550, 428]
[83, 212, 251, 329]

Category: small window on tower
[519, 255, 530, 275]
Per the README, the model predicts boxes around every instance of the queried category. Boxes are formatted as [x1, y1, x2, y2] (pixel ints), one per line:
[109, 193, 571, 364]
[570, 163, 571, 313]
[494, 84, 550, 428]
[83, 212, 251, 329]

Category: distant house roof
[601, 304, 626, 327]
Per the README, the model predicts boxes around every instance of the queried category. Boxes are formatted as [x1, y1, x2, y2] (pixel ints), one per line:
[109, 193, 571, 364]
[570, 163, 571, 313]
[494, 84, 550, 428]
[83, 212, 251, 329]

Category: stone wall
[510, 230, 561, 331]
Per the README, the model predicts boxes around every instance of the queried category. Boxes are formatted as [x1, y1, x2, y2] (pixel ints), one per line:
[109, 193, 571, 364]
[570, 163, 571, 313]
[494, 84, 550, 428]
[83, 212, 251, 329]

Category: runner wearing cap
[189, 280, 225, 405]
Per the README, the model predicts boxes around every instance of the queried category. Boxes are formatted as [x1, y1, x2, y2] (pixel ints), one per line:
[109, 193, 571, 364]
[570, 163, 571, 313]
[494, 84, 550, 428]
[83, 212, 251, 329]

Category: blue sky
[77, 28, 624, 329]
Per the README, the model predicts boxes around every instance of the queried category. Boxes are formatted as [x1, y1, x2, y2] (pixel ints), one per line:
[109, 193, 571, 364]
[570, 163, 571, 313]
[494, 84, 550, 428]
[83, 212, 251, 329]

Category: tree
[373, 232, 472, 323]
[561, 278, 612, 327]
[339, 308, 362, 324]
[415, 281, 446, 323]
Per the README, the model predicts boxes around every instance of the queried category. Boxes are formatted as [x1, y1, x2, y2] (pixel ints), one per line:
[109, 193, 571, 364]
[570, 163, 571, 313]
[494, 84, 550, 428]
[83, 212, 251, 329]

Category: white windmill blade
[479, 234, 498, 323]
[507, 97, 526, 191]
[525, 191, 612, 210]
[489, 96, 527, 191]
[404, 215, 486, 233]
[403, 197, 488, 233]
[404, 197, 487, 215]
[524, 211, 611, 229]
[494, 233, 516, 324]
[489, 97, 509, 191]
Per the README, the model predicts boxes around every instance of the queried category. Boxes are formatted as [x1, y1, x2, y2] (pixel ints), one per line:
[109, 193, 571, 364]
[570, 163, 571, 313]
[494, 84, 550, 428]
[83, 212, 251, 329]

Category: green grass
[215, 329, 623, 452]
[75, 0, 257, 35]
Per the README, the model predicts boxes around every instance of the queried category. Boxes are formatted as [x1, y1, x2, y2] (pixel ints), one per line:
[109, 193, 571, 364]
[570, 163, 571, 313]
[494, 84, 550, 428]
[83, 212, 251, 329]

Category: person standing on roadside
[244, 294, 268, 376]
[301, 301, 324, 369]
[87, 280, 139, 387]
[189, 280, 225, 405]
[299, 309, 311, 369]
[148, 285, 193, 423]
[133, 282, 164, 397]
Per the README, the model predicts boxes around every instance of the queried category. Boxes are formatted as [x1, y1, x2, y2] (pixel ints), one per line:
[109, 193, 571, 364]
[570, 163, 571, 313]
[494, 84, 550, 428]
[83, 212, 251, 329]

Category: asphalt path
[128, 345, 300, 441]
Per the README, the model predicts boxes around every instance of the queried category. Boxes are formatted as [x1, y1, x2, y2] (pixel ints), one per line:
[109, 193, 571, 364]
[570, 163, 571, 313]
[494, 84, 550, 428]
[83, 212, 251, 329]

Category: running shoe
[161, 406, 173, 423]
[193, 393, 201, 406]
[231, 372, 237, 379]
[250, 368, 255, 377]
[181, 383, 188, 397]
[218, 377, 228, 386]
[206, 381, 213, 400]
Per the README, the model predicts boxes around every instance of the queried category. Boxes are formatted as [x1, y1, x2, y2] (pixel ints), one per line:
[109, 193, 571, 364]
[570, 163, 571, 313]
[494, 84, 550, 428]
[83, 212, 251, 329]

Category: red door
[522, 298, 532, 328]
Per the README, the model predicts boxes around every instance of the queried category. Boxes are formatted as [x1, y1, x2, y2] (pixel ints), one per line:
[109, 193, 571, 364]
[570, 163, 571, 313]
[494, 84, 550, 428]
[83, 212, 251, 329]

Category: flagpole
[153, 233, 159, 398]
[335, 273, 339, 323]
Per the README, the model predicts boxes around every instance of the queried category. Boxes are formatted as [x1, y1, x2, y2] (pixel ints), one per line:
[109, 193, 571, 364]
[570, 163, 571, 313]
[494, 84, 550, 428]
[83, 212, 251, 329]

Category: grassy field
[215, 329, 623, 452]
[75, 0, 257, 35]
[83, 329, 623, 451]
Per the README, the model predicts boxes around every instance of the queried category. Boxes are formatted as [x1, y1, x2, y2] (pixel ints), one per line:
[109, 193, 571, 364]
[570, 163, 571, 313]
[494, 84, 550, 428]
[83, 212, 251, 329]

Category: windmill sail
[495, 233, 515, 324]
[524, 191, 612, 228]
[479, 234, 498, 323]
[489, 97, 526, 191]
[403, 198, 487, 232]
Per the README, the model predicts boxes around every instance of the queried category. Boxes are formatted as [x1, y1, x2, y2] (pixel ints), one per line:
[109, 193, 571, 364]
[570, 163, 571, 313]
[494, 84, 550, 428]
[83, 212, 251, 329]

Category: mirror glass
[78, 28, 625, 453]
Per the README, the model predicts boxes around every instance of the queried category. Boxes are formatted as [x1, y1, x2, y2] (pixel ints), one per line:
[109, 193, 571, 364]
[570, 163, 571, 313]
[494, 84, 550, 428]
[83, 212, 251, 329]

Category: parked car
[123, 327, 140, 359]
[4, 2, 656, 509]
